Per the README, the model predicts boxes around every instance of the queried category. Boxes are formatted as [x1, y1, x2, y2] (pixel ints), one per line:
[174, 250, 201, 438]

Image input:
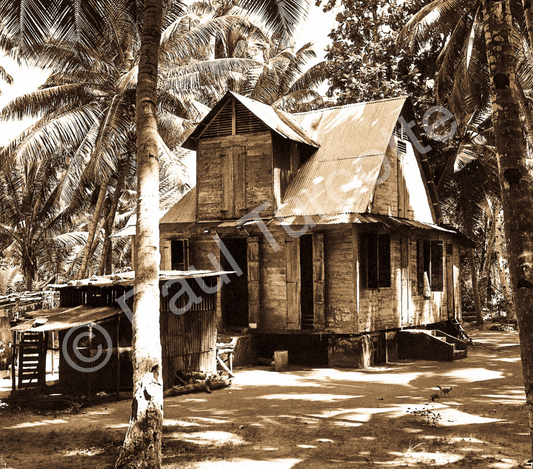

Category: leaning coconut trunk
[483, 0, 533, 457]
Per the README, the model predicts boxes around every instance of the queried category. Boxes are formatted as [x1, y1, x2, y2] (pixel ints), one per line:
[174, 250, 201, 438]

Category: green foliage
[316, 0, 441, 118]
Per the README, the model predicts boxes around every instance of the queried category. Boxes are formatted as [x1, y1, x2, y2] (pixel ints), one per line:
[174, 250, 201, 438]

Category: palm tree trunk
[463, 175, 483, 324]
[483, 0, 533, 456]
[76, 180, 109, 279]
[115, 0, 164, 467]
[99, 160, 128, 276]
[494, 209, 515, 317]
[480, 199, 501, 307]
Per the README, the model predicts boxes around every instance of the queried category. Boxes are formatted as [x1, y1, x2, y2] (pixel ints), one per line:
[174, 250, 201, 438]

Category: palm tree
[0, 151, 88, 290]
[119, 2, 313, 467]
[241, 41, 327, 111]
[401, 0, 533, 456]
[0, 1, 266, 279]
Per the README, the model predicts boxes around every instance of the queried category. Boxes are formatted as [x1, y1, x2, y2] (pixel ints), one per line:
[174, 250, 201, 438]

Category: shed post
[247, 237, 260, 328]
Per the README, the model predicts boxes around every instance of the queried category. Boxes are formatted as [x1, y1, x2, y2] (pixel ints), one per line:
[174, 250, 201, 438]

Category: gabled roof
[160, 186, 197, 225]
[276, 97, 409, 218]
[182, 91, 320, 150]
[165, 94, 443, 227]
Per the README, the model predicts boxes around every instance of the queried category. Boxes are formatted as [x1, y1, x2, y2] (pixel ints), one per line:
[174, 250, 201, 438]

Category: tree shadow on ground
[0, 330, 529, 469]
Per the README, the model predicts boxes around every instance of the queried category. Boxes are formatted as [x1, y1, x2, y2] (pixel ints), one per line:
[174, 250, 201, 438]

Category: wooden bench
[216, 338, 237, 378]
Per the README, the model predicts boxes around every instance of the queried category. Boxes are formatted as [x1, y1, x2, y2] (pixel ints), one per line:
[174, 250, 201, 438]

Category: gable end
[199, 98, 270, 139]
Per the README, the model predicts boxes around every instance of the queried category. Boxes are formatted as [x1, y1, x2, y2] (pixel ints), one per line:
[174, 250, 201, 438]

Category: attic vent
[394, 120, 409, 141]
[397, 140, 407, 154]
[236, 101, 269, 134]
[201, 102, 233, 138]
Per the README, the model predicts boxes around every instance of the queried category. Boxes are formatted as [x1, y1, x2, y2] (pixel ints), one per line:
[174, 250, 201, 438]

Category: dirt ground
[0, 327, 531, 468]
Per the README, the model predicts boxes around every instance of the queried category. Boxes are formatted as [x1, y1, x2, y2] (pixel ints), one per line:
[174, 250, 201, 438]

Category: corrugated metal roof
[12, 305, 122, 332]
[160, 186, 197, 225]
[49, 268, 232, 288]
[270, 213, 472, 245]
[276, 97, 407, 218]
[272, 213, 454, 231]
[183, 91, 320, 149]
[233, 92, 320, 147]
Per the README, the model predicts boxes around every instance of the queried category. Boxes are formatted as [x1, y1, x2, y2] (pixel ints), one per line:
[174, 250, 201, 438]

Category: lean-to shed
[11, 270, 224, 392]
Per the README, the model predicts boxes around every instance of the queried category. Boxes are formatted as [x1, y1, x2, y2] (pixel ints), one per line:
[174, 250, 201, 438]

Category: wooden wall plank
[222, 151, 232, 214]
[352, 225, 360, 333]
[235, 148, 247, 214]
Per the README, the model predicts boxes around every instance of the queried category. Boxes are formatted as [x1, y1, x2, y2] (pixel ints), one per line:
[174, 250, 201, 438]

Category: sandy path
[0, 328, 530, 468]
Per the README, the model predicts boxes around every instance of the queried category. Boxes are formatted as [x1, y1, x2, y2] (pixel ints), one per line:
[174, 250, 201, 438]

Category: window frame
[417, 239, 444, 294]
[170, 238, 189, 271]
[360, 233, 392, 289]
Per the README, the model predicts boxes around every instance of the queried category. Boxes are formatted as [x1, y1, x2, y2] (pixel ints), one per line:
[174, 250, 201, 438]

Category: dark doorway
[221, 237, 249, 329]
[300, 234, 314, 329]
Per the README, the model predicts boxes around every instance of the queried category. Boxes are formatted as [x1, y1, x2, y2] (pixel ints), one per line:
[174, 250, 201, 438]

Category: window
[360, 233, 391, 288]
[418, 240, 443, 294]
[171, 239, 189, 271]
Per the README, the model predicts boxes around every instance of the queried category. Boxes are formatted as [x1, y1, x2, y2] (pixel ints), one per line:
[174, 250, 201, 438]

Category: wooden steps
[398, 329, 468, 361]
[13, 331, 47, 390]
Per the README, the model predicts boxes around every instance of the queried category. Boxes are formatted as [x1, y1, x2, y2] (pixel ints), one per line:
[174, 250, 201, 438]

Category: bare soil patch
[0, 328, 531, 468]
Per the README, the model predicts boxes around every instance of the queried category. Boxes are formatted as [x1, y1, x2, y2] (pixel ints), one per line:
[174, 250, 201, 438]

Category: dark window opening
[221, 238, 248, 329]
[300, 234, 314, 329]
[372, 334, 386, 365]
[171, 239, 188, 271]
[360, 233, 391, 289]
[418, 240, 443, 293]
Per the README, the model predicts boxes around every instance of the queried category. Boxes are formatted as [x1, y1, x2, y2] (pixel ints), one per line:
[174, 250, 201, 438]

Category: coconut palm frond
[398, 0, 474, 53]
[50, 230, 89, 248]
[435, 9, 475, 104]
[0, 83, 91, 121]
[272, 89, 323, 112]
[289, 61, 327, 92]
[0, 65, 14, 85]
[240, 0, 311, 39]
[0, 104, 100, 168]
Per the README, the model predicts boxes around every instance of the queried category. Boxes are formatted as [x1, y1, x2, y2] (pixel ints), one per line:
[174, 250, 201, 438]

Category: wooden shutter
[235, 148, 247, 214]
[221, 146, 246, 218]
[431, 241, 444, 291]
[313, 232, 325, 329]
[161, 238, 171, 270]
[377, 234, 391, 288]
[417, 241, 423, 294]
[285, 236, 300, 329]
[247, 237, 260, 327]
[359, 233, 368, 289]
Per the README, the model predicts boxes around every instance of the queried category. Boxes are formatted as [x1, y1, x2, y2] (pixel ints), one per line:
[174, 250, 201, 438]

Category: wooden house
[160, 92, 469, 367]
